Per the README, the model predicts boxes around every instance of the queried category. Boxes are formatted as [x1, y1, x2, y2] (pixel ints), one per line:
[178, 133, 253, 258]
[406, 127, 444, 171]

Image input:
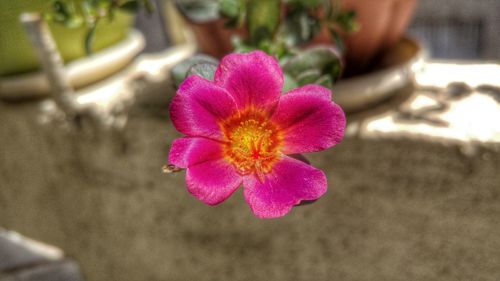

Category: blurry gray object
[134, 0, 171, 52]
[410, 0, 500, 59]
[410, 18, 482, 59]
[0, 229, 84, 281]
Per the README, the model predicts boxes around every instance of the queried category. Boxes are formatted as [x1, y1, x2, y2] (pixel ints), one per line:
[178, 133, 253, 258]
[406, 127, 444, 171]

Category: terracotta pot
[187, 19, 236, 58]
[340, 0, 418, 68]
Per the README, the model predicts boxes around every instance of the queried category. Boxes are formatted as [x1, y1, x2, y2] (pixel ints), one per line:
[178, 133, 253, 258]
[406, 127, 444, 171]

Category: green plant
[174, 0, 358, 89]
[44, 0, 153, 54]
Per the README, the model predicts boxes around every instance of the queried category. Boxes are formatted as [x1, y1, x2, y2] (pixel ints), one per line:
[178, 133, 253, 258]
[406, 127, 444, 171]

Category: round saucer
[332, 37, 425, 113]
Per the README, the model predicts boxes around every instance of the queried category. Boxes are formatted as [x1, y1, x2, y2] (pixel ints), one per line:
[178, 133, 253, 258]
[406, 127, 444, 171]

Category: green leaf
[296, 69, 322, 85]
[335, 10, 359, 33]
[298, 13, 310, 41]
[52, 0, 71, 19]
[231, 36, 258, 53]
[283, 10, 320, 45]
[49, 0, 80, 26]
[284, 0, 320, 8]
[171, 55, 219, 88]
[247, 0, 281, 44]
[283, 73, 299, 92]
[219, 0, 240, 18]
[236, 1, 247, 27]
[175, 0, 220, 23]
[233, 44, 258, 54]
[187, 63, 217, 81]
[328, 28, 345, 53]
[84, 25, 97, 55]
[314, 74, 333, 88]
[80, 0, 94, 15]
[63, 15, 84, 28]
[283, 46, 344, 85]
[120, 0, 140, 12]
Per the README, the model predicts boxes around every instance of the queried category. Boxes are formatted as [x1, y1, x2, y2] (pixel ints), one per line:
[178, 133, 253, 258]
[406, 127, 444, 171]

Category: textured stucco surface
[1, 94, 500, 281]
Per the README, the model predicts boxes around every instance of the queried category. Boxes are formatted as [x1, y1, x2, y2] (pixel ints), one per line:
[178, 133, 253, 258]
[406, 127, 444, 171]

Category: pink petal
[243, 156, 327, 218]
[186, 159, 242, 206]
[169, 137, 241, 205]
[170, 75, 238, 140]
[169, 137, 223, 168]
[214, 51, 283, 113]
[271, 85, 345, 154]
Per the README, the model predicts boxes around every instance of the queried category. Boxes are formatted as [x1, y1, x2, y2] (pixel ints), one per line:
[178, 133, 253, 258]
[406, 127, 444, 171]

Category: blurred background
[1, 0, 499, 281]
[121, 0, 500, 59]
[144, 0, 500, 59]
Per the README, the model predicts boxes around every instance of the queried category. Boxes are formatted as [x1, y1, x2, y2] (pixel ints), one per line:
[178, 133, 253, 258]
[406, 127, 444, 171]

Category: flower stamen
[222, 112, 282, 179]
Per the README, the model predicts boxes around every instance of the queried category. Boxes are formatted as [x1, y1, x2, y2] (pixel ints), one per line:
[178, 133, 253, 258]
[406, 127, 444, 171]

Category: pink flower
[169, 51, 346, 218]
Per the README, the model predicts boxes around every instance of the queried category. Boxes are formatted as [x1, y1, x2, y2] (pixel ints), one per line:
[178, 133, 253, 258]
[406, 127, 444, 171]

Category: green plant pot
[0, 0, 134, 76]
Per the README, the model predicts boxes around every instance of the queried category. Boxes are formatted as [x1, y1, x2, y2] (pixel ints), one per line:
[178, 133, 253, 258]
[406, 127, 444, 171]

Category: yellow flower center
[222, 111, 282, 180]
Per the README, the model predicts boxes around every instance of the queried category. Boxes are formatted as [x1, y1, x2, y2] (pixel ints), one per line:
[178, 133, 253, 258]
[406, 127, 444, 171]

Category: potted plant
[174, 0, 356, 90]
[0, 0, 152, 97]
[317, 0, 418, 71]
[172, 0, 422, 112]
[175, 0, 418, 74]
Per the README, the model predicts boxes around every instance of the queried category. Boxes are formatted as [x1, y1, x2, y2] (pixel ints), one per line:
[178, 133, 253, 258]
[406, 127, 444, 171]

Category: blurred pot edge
[0, 30, 145, 99]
